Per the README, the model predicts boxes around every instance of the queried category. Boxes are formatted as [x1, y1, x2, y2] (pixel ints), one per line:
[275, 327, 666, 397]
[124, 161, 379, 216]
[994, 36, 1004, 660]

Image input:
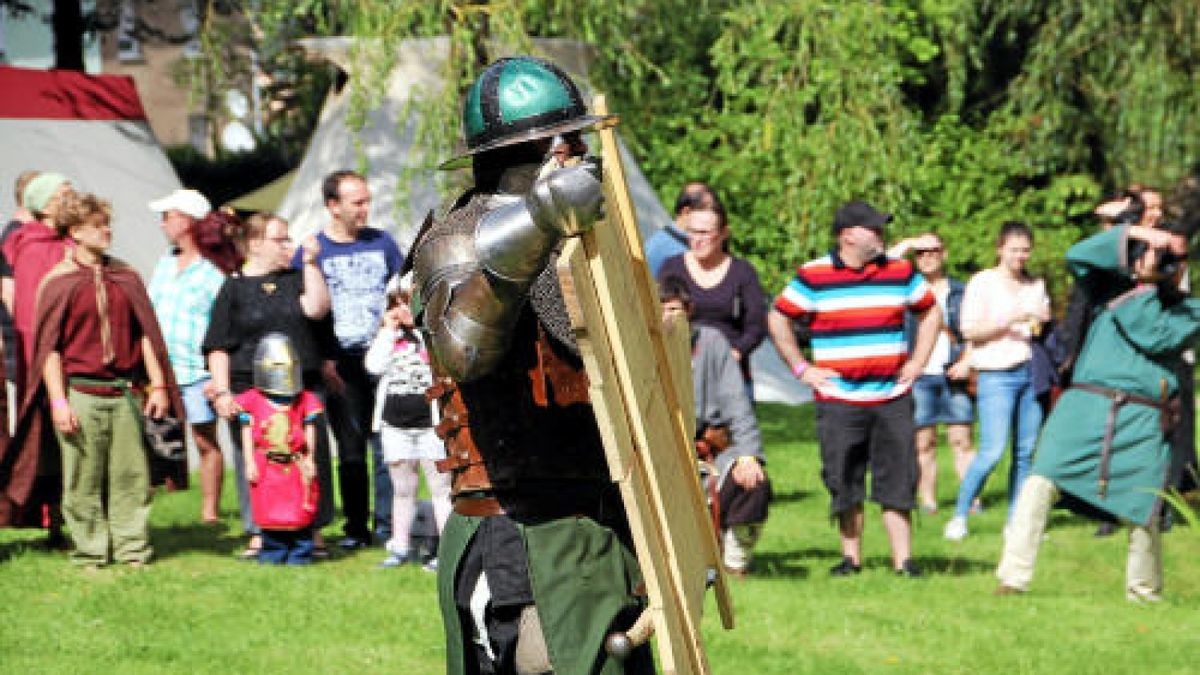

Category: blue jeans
[259, 528, 315, 565]
[954, 363, 1042, 520]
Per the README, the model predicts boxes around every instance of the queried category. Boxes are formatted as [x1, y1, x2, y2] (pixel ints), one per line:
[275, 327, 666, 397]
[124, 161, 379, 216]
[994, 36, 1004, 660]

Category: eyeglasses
[914, 247, 943, 255]
[686, 229, 721, 240]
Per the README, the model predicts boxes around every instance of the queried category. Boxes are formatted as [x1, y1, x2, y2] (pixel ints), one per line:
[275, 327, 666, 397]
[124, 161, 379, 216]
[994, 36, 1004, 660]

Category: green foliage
[191, 1, 1200, 304]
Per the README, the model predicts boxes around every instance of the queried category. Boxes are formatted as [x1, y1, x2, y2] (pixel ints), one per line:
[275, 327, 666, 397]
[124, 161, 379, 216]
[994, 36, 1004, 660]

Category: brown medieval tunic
[0, 255, 183, 526]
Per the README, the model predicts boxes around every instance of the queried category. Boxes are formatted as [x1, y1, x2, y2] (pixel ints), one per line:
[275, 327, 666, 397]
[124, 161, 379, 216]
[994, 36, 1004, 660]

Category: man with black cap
[409, 56, 651, 673]
[767, 200, 941, 577]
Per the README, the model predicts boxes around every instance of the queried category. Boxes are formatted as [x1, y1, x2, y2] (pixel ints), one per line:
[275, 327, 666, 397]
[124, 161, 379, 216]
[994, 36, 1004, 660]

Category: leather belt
[1071, 382, 1178, 499]
[453, 495, 504, 517]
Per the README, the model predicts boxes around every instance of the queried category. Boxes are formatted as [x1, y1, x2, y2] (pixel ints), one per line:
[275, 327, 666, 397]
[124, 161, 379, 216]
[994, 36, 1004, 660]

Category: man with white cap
[147, 188, 227, 519]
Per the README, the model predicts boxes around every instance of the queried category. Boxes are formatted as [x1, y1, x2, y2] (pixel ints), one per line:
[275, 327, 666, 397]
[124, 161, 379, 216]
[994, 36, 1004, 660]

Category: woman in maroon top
[657, 200, 767, 397]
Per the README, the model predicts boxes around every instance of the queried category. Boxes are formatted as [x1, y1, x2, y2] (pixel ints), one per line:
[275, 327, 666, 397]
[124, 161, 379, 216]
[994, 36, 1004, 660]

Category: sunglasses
[914, 247, 943, 255]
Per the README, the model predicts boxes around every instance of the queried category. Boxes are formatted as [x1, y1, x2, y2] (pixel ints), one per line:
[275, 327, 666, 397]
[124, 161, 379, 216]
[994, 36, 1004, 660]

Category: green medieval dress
[1033, 226, 1200, 526]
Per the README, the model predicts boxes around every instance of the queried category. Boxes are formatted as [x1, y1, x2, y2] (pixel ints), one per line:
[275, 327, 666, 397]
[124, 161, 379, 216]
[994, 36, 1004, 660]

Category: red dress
[235, 389, 323, 530]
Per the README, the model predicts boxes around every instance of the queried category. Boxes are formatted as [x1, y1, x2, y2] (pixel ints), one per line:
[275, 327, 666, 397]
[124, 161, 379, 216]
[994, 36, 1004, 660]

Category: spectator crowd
[0, 166, 1196, 604]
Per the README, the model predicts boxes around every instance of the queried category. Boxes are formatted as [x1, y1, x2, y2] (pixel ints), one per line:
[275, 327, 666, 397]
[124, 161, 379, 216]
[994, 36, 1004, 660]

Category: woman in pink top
[944, 221, 1050, 541]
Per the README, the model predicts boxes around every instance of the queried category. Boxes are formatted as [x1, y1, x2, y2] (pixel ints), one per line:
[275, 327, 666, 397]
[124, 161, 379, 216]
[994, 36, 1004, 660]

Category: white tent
[0, 66, 181, 279]
[278, 38, 810, 405]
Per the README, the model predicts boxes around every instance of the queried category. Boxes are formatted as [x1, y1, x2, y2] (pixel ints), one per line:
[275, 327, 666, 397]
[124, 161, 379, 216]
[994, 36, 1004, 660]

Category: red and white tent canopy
[0, 66, 181, 277]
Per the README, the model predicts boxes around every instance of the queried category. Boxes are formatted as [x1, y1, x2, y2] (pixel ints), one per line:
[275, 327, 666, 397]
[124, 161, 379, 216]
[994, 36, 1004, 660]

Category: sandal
[239, 535, 262, 561]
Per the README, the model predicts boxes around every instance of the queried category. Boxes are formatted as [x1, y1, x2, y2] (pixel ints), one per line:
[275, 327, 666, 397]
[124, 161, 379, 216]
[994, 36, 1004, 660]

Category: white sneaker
[944, 516, 968, 541]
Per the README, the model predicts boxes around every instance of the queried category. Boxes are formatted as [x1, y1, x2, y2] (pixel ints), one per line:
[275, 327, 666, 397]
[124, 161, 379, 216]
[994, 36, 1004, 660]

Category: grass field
[2, 403, 1198, 674]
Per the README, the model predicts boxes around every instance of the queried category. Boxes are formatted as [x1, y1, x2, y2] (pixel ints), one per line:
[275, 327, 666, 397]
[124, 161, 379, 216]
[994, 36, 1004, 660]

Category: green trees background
[250, 0, 1200, 298]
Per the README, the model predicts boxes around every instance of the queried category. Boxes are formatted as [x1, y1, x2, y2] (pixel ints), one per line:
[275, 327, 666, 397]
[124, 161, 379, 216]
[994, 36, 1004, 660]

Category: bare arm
[1, 277, 13, 314]
[43, 351, 78, 433]
[140, 336, 169, 418]
[297, 235, 331, 319]
[898, 304, 942, 385]
[767, 308, 838, 388]
[241, 423, 257, 484]
[206, 349, 240, 418]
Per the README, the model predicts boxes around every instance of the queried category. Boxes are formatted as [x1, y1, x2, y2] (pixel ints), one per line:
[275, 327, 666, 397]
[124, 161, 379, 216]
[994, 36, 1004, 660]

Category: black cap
[833, 200, 892, 234]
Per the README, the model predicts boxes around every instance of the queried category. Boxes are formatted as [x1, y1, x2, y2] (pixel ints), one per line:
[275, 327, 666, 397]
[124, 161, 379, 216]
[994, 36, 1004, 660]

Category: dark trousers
[325, 353, 392, 541]
[259, 528, 314, 565]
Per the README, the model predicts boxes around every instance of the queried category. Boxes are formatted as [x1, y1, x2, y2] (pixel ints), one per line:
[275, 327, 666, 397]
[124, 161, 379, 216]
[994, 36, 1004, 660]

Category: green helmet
[442, 56, 608, 169]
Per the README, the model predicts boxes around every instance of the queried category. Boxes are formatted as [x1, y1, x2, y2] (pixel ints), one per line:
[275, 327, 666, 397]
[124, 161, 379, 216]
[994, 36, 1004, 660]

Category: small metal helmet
[440, 56, 612, 169]
[253, 332, 302, 397]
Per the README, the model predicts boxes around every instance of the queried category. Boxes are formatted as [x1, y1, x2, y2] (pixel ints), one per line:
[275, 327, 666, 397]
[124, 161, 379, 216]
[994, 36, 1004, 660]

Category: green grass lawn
[2, 403, 1198, 674]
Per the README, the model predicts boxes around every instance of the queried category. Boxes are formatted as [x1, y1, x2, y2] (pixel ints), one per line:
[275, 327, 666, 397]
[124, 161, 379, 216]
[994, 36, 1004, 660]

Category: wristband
[791, 361, 809, 378]
[51, 397, 70, 411]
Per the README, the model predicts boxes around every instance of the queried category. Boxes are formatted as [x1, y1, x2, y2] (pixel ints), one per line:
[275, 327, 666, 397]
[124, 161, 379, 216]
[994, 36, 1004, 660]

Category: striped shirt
[149, 253, 225, 386]
[774, 250, 935, 404]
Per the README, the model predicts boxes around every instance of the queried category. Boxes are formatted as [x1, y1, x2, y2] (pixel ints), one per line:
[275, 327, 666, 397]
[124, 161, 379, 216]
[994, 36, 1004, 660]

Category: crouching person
[660, 278, 770, 577]
[996, 222, 1200, 601]
[31, 192, 181, 569]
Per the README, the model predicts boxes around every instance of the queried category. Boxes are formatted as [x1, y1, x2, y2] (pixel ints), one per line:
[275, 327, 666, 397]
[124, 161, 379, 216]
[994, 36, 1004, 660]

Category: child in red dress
[235, 333, 322, 564]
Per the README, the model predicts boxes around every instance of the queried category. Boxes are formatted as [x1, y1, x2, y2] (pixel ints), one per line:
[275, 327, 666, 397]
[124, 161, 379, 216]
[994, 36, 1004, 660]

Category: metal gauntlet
[475, 160, 603, 282]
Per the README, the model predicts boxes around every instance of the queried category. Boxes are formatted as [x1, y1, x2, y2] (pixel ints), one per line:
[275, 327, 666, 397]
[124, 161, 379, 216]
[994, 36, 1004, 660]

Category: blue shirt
[294, 228, 404, 353]
[643, 223, 689, 277]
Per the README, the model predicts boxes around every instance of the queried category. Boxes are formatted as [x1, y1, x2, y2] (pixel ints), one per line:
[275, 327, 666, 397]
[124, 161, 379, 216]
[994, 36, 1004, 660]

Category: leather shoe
[829, 556, 862, 576]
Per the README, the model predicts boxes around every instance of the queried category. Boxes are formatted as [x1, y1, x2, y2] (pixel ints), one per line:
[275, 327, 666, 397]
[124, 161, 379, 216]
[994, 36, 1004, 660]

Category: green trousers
[439, 513, 648, 675]
[56, 389, 152, 565]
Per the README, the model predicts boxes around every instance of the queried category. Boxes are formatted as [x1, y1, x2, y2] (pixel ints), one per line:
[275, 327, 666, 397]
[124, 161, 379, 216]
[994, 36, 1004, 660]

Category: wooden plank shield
[556, 95, 734, 675]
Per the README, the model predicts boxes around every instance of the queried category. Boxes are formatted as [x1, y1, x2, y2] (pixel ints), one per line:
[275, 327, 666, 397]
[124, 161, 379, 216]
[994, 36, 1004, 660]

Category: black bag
[143, 414, 186, 461]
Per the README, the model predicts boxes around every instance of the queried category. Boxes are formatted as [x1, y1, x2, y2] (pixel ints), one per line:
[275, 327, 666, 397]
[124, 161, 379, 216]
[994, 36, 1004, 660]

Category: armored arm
[415, 161, 603, 382]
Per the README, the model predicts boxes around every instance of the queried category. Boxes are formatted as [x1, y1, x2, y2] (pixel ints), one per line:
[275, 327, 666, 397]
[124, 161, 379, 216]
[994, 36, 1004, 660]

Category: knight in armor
[409, 56, 654, 674]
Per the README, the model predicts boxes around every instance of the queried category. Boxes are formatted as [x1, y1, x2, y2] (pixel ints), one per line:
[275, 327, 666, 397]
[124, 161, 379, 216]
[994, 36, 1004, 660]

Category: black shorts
[815, 395, 918, 515]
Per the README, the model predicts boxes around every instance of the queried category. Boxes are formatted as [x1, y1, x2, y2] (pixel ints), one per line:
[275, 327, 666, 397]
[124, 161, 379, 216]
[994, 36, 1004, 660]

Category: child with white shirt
[365, 283, 451, 569]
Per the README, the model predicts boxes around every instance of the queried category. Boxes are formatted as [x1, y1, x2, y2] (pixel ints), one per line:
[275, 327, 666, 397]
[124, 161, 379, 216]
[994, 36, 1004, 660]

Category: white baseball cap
[148, 188, 211, 220]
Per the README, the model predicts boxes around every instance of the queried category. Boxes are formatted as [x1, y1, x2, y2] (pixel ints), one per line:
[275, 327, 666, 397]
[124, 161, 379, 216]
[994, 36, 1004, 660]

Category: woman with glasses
[944, 221, 1050, 541]
[889, 232, 976, 515]
[657, 195, 767, 399]
[202, 213, 333, 559]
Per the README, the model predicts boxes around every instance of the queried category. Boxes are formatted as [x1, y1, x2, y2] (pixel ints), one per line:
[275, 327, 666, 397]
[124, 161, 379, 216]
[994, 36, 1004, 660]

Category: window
[117, 0, 142, 63]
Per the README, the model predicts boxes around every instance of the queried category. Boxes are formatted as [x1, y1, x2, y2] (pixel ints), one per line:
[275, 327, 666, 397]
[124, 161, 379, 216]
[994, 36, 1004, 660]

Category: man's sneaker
[339, 536, 370, 550]
[943, 516, 968, 541]
[422, 558, 439, 573]
[894, 559, 923, 578]
[379, 552, 411, 568]
[829, 556, 862, 576]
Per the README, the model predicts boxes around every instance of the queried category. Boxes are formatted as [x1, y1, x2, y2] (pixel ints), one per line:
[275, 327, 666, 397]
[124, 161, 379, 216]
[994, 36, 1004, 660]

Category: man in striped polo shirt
[768, 200, 941, 577]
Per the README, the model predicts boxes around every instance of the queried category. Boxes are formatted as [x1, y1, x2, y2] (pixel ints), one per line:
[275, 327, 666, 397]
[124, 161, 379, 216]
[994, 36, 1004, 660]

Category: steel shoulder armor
[414, 161, 603, 382]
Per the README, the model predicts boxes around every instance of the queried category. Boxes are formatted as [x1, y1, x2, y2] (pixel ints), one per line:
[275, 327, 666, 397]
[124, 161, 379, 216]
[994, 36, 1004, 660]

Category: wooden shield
[556, 96, 734, 675]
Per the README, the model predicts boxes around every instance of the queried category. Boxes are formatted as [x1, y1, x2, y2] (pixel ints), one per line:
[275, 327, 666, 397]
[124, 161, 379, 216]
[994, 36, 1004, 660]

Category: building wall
[97, 0, 204, 150]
